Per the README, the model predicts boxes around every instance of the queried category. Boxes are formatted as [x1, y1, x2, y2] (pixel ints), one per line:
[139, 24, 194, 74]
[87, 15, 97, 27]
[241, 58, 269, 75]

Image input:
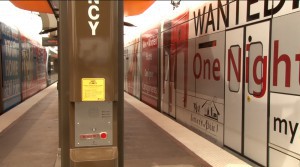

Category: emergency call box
[74, 102, 113, 147]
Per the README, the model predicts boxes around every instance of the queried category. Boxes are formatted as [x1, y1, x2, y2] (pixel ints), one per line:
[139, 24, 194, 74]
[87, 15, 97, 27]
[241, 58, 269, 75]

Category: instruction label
[82, 78, 105, 101]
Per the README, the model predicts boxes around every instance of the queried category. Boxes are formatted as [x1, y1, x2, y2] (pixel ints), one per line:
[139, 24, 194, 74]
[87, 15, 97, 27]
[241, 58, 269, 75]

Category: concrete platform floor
[124, 101, 210, 167]
[0, 84, 253, 167]
[0, 85, 58, 167]
[124, 93, 253, 167]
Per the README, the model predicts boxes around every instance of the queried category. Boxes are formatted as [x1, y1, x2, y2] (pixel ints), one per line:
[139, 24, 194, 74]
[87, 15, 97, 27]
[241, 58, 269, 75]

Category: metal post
[58, 1, 70, 167]
[59, 1, 123, 166]
[117, 2, 124, 166]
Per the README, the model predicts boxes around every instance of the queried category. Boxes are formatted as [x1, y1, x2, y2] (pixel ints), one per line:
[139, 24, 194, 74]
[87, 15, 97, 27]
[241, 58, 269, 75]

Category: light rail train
[124, 0, 300, 166]
[0, 21, 57, 114]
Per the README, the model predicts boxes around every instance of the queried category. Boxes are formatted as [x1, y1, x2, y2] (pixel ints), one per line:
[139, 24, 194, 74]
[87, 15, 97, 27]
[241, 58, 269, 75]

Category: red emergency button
[100, 132, 107, 139]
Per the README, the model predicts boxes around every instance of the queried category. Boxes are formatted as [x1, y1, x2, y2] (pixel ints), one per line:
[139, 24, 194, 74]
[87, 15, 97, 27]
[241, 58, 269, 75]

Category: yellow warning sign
[82, 78, 105, 101]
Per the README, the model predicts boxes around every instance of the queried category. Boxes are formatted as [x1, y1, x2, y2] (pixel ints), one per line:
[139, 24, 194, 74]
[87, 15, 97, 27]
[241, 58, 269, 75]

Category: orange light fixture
[10, 0, 155, 16]
[10, 0, 53, 14]
[124, 0, 155, 16]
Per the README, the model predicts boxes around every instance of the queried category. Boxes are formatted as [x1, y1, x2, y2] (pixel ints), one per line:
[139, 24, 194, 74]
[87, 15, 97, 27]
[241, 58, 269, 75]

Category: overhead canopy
[39, 13, 57, 36]
[124, 1, 155, 16]
[10, 0, 155, 16]
[10, 0, 53, 14]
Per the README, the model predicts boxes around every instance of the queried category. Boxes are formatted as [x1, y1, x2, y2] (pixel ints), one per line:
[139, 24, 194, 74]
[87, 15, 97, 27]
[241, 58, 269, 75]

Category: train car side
[0, 21, 48, 114]
[0, 22, 22, 112]
[20, 34, 47, 100]
[124, 0, 300, 166]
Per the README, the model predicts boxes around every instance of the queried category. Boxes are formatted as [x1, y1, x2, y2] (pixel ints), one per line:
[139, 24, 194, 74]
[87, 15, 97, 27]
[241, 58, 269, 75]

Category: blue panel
[0, 22, 22, 112]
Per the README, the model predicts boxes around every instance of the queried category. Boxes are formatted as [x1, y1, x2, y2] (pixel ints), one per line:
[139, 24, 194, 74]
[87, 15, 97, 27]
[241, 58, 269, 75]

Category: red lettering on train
[204, 59, 211, 79]
[193, 53, 202, 79]
[296, 54, 300, 85]
[193, 53, 220, 81]
[227, 47, 267, 98]
[213, 59, 220, 81]
[273, 40, 291, 87]
[252, 56, 267, 98]
[227, 40, 300, 97]
[227, 48, 241, 82]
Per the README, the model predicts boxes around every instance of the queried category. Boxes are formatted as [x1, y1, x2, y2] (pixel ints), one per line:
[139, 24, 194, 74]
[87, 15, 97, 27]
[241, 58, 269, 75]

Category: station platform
[0, 83, 254, 167]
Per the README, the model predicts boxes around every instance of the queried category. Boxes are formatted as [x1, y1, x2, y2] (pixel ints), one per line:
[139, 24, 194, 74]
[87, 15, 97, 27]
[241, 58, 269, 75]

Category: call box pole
[59, 1, 123, 167]
[58, 1, 70, 167]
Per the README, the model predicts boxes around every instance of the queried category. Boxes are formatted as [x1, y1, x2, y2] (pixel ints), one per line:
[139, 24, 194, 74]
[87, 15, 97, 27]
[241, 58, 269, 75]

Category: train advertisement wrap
[160, 20, 172, 117]
[141, 27, 159, 109]
[171, 12, 189, 119]
[21, 37, 37, 100]
[125, 38, 141, 98]
[36, 48, 47, 90]
[269, 11, 300, 166]
[21, 37, 47, 100]
[125, 0, 300, 166]
[0, 21, 50, 114]
[0, 23, 21, 111]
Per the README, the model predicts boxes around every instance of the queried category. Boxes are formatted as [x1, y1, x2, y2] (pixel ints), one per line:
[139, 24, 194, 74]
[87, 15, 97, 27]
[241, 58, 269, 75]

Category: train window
[248, 43, 263, 95]
[229, 46, 241, 92]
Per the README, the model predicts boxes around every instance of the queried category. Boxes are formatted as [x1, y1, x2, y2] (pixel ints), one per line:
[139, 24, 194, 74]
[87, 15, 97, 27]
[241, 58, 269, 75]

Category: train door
[224, 28, 244, 153]
[161, 45, 170, 115]
[244, 21, 269, 166]
[225, 21, 270, 166]
[169, 44, 176, 118]
[161, 44, 176, 118]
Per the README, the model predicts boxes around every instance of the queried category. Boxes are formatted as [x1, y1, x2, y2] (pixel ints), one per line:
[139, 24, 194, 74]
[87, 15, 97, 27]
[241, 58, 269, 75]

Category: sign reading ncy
[88, 0, 100, 36]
